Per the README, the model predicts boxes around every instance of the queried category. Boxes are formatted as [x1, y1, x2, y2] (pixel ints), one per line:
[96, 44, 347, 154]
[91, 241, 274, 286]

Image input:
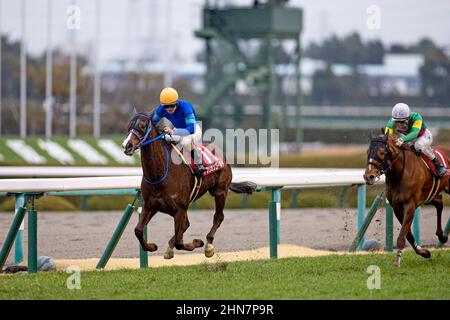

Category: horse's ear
[133, 106, 138, 115]
[381, 127, 386, 135]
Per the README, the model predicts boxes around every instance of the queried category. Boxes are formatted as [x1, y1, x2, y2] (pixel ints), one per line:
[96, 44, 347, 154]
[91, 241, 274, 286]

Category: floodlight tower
[196, 0, 303, 151]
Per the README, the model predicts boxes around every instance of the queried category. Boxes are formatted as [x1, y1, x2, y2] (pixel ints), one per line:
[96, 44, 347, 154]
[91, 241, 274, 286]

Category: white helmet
[392, 103, 410, 121]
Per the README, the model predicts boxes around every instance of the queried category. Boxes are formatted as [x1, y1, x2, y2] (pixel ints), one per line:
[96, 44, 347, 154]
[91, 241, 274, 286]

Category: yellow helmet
[160, 87, 179, 105]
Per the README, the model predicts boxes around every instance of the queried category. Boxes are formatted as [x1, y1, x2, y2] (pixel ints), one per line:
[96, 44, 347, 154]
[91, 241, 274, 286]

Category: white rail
[0, 168, 382, 192]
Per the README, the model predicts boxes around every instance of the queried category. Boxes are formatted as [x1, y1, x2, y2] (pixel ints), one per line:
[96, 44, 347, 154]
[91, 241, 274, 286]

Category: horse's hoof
[164, 248, 174, 259]
[438, 235, 448, 244]
[193, 239, 204, 248]
[146, 243, 158, 252]
[421, 250, 431, 259]
[205, 243, 214, 258]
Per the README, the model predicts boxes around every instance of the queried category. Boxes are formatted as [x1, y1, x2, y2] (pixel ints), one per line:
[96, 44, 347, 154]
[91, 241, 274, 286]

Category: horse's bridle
[127, 113, 169, 184]
[367, 136, 404, 179]
[127, 113, 154, 149]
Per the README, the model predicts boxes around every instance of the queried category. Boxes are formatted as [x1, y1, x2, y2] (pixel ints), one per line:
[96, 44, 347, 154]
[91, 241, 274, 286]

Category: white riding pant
[165, 124, 202, 151]
[412, 129, 435, 160]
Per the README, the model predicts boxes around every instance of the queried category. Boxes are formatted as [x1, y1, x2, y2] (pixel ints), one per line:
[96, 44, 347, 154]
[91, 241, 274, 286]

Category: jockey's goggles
[163, 103, 177, 109]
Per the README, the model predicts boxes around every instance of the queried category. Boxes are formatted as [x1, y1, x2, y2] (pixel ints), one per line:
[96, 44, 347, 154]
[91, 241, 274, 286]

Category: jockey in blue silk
[152, 87, 206, 176]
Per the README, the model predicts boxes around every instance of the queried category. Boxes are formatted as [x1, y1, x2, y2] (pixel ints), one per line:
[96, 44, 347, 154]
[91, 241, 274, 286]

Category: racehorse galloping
[363, 133, 449, 267]
[122, 111, 255, 259]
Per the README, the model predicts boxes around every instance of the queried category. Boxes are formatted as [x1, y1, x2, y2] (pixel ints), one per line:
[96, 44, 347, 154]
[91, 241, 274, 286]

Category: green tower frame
[195, 1, 303, 151]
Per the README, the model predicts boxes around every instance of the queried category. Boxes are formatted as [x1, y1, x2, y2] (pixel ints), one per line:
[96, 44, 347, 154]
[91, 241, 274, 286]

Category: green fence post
[385, 199, 394, 252]
[436, 216, 450, 248]
[241, 194, 249, 208]
[14, 194, 27, 265]
[349, 194, 383, 252]
[290, 189, 298, 208]
[80, 195, 89, 211]
[0, 206, 27, 271]
[268, 188, 281, 259]
[338, 186, 350, 208]
[138, 207, 149, 269]
[413, 207, 421, 246]
[357, 184, 366, 251]
[96, 204, 135, 269]
[28, 208, 38, 273]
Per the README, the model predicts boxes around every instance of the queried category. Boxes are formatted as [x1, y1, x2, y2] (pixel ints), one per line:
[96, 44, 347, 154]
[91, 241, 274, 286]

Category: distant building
[297, 53, 424, 96]
[99, 53, 424, 97]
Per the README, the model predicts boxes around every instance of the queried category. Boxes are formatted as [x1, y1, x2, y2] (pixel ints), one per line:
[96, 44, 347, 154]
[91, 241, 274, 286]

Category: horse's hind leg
[204, 190, 226, 258]
[134, 206, 158, 252]
[430, 195, 448, 244]
[164, 210, 204, 259]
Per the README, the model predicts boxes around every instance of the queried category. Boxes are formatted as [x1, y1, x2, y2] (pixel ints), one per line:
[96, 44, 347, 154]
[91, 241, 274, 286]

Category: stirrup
[437, 166, 446, 177]
[194, 165, 206, 176]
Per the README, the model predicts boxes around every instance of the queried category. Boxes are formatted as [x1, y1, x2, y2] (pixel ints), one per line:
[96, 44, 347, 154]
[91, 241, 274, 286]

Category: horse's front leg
[406, 231, 431, 259]
[164, 210, 204, 259]
[134, 205, 158, 252]
[395, 201, 416, 267]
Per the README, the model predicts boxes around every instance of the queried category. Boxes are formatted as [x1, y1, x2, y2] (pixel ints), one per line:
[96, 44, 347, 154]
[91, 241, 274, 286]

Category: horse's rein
[367, 139, 404, 181]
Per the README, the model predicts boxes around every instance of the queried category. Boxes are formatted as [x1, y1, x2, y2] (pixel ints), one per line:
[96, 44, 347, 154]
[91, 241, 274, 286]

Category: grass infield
[0, 250, 449, 300]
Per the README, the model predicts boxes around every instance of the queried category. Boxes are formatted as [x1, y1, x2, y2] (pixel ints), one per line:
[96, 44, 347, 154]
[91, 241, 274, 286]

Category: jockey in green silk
[385, 103, 446, 177]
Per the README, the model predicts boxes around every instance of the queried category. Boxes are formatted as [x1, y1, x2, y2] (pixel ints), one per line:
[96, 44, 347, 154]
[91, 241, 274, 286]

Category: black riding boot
[191, 148, 206, 176]
[432, 157, 446, 177]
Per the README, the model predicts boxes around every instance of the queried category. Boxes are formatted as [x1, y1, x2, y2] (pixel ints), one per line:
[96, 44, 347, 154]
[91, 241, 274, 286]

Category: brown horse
[122, 111, 255, 259]
[363, 133, 449, 267]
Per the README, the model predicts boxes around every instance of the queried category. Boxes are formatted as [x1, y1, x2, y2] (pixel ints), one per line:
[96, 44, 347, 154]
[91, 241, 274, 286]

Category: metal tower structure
[196, 0, 303, 151]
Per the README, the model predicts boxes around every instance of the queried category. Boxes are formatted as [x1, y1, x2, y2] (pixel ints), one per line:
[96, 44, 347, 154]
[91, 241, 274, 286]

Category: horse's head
[363, 133, 390, 185]
[122, 112, 153, 156]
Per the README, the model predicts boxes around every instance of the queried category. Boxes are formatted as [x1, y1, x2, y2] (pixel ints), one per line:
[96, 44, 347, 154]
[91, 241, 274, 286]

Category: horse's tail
[229, 181, 258, 194]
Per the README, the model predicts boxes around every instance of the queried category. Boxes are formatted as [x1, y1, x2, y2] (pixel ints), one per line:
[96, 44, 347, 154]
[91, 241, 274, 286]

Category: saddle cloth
[190, 145, 225, 177]
[419, 147, 450, 177]
[173, 144, 225, 177]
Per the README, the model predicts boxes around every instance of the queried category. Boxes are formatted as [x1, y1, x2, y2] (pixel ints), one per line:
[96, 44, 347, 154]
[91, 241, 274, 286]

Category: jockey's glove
[395, 138, 404, 147]
[165, 134, 181, 143]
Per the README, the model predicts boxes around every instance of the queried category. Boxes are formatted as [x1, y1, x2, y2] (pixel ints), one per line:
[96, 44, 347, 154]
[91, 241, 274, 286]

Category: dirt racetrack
[1, 207, 448, 269]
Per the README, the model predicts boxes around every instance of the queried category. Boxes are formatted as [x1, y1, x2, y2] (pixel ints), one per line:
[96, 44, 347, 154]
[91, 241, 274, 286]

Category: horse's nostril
[124, 143, 133, 153]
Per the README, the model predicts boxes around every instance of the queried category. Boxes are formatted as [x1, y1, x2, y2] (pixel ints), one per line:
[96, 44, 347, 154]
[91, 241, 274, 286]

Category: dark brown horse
[122, 112, 255, 259]
[363, 133, 449, 267]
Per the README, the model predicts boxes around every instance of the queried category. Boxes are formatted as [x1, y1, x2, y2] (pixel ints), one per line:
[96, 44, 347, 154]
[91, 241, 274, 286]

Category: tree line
[0, 32, 449, 135]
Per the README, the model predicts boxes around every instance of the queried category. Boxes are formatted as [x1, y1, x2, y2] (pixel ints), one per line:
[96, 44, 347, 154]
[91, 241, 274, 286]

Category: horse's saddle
[417, 147, 450, 178]
[173, 144, 226, 177]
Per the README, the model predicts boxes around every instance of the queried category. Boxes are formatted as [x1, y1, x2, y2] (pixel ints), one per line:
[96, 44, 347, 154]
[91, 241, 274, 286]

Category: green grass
[1, 250, 449, 300]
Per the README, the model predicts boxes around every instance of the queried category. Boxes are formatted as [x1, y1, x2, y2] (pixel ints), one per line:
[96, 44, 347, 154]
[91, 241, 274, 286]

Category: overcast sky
[1, 0, 449, 67]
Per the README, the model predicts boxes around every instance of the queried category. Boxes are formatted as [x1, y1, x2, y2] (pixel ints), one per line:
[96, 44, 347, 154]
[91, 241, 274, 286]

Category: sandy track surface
[1, 208, 448, 269]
